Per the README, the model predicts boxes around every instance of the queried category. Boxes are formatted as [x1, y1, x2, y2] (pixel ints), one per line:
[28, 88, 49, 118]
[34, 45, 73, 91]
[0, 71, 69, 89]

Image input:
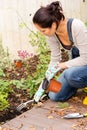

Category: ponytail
[33, 1, 65, 28]
[47, 1, 65, 21]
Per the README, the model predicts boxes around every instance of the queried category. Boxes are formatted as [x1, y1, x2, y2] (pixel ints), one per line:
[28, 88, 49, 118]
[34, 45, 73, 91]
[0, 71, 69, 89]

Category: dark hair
[33, 1, 65, 28]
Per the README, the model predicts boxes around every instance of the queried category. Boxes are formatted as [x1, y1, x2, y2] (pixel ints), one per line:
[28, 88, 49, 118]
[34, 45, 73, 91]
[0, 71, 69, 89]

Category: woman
[33, 1, 87, 101]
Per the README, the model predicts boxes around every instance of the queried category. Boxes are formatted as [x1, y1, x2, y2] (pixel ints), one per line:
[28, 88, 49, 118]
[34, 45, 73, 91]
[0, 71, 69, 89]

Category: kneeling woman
[33, 1, 87, 101]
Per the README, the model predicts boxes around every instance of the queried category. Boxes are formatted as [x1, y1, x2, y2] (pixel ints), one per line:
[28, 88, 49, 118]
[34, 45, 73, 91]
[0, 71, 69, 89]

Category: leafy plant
[0, 68, 5, 77]
[0, 43, 11, 69]
[0, 40, 13, 111]
[11, 78, 26, 89]
[0, 92, 9, 111]
[0, 79, 11, 92]
[29, 31, 50, 54]
[27, 31, 50, 96]
[85, 22, 87, 26]
[0, 79, 12, 111]
[12, 31, 50, 97]
[18, 16, 51, 96]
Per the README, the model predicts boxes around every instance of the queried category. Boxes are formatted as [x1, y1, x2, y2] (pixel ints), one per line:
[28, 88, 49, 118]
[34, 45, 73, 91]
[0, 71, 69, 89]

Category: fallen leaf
[34, 102, 44, 108]
[0, 126, 7, 130]
[47, 115, 54, 119]
[30, 125, 36, 130]
[57, 102, 69, 108]
[71, 96, 81, 103]
[18, 123, 23, 129]
[55, 110, 65, 116]
[49, 127, 53, 130]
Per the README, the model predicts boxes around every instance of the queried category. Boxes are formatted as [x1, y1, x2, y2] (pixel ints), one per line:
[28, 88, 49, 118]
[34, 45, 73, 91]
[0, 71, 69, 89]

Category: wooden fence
[0, 0, 87, 60]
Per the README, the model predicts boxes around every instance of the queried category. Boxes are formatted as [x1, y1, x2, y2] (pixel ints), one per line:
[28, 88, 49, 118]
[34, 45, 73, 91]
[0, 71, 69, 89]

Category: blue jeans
[48, 47, 87, 101]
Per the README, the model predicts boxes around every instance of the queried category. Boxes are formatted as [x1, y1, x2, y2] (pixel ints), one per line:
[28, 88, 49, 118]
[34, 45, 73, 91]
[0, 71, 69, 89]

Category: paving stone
[2, 100, 87, 130]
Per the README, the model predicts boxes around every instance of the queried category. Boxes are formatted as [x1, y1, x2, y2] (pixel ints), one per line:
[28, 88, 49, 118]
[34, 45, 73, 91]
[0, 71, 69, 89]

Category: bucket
[47, 79, 62, 93]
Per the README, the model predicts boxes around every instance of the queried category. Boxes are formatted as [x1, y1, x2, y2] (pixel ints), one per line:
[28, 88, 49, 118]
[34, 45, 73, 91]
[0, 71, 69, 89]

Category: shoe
[40, 93, 49, 102]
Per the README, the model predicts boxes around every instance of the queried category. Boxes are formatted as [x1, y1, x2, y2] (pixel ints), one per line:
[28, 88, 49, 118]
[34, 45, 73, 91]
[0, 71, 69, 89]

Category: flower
[17, 50, 33, 59]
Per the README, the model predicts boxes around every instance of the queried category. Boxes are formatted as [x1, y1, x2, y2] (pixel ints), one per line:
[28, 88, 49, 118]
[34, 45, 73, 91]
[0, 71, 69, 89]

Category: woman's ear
[52, 22, 57, 29]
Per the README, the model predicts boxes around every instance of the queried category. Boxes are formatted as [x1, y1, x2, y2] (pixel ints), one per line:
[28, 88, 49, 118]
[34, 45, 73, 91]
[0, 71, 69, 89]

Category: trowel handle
[84, 113, 87, 117]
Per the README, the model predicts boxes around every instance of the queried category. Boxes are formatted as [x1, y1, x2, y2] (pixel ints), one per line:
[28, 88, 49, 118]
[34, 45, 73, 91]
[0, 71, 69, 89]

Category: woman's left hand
[58, 62, 68, 69]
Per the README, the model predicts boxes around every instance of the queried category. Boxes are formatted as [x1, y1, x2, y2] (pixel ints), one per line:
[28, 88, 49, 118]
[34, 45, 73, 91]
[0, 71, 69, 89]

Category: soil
[0, 55, 39, 124]
[0, 49, 87, 126]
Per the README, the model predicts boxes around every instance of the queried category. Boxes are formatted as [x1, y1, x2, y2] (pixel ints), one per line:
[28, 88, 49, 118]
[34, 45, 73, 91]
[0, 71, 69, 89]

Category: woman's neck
[56, 19, 71, 46]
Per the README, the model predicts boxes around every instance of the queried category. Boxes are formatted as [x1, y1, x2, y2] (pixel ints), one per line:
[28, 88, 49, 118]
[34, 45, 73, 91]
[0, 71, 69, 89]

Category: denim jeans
[48, 46, 87, 101]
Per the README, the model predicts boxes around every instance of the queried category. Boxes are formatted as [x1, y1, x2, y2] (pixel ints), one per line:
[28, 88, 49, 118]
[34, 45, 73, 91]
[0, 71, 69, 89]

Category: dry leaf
[30, 125, 36, 130]
[18, 123, 23, 129]
[49, 127, 53, 130]
[0, 127, 7, 130]
[47, 115, 54, 119]
[34, 102, 44, 108]
[55, 110, 65, 116]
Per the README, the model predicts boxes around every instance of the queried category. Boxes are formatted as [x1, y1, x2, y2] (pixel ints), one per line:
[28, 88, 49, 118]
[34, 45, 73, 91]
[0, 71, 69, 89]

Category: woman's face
[34, 22, 57, 36]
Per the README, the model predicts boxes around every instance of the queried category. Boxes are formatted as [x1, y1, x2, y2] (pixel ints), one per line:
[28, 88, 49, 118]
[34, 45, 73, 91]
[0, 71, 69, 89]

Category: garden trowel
[63, 112, 87, 119]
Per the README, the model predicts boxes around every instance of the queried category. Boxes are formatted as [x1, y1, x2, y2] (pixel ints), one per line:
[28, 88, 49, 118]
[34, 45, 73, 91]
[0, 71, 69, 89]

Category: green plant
[0, 43, 11, 69]
[11, 78, 26, 89]
[0, 92, 9, 111]
[25, 75, 41, 98]
[18, 18, 50, 96]
[0, 68, 5, 77]
[0, 79, 11, 92]
[29, 31, 50, 54]
[0, 79, 12, 111]
[27, 31, 50, 96]
[85, 22, 87, 26]
[0, 40, 13, 111]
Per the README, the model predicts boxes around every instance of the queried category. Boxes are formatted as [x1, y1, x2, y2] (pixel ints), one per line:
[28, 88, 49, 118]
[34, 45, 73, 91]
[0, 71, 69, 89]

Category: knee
[48, 92, 58, 101]
[64, 68, 79, 86]
[48, 92, 68, 102]
[64, 69, 73, 80]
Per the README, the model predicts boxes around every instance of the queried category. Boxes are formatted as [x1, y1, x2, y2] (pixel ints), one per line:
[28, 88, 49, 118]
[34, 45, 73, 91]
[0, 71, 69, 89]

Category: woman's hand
[58, 62, 68, 69]
[45, 62, 61, 81]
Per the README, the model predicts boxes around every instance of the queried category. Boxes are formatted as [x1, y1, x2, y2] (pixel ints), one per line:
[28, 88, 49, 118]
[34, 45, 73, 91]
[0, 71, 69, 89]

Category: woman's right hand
[45, 62, 61, 81]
